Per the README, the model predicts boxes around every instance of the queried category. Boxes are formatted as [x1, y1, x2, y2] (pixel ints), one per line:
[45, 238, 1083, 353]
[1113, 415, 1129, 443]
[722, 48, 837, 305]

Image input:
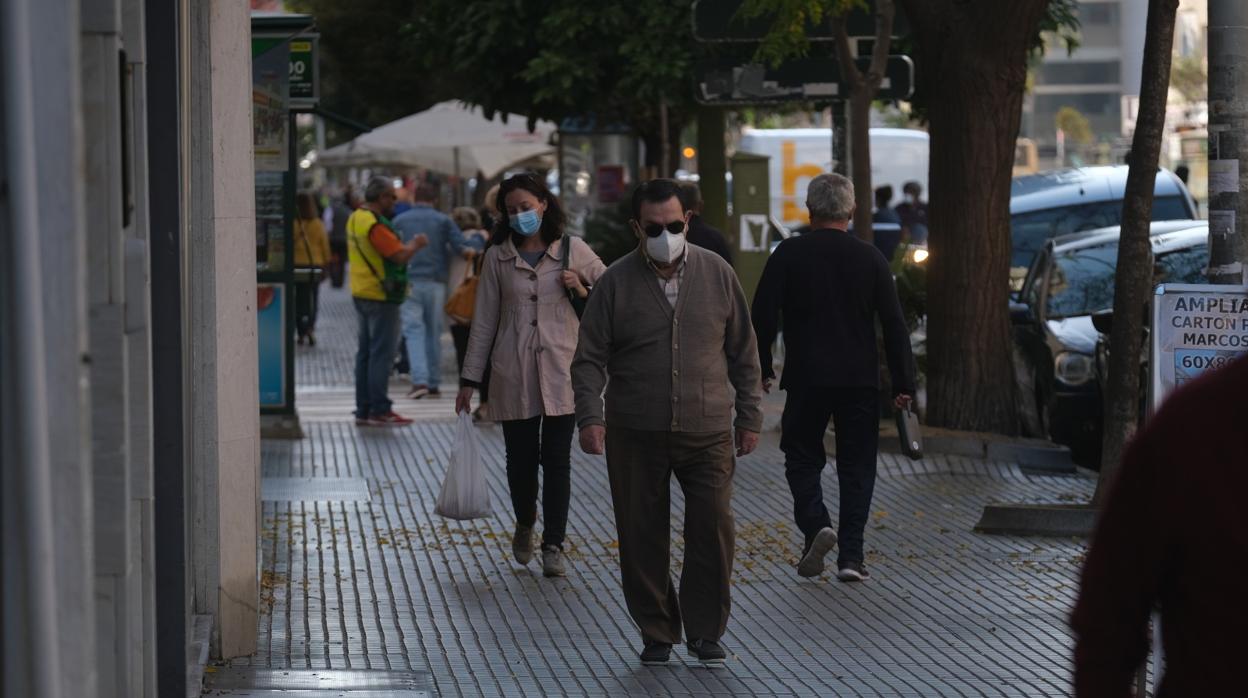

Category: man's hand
[407, 233, 429, 252]
[735, 428, 759, 457]
[461, 248, 476, 260]
[454, 386, 474, 414]
[762, 377, 773, 394]
[579, 425, 605, 455]
[894, 393, 914, 411]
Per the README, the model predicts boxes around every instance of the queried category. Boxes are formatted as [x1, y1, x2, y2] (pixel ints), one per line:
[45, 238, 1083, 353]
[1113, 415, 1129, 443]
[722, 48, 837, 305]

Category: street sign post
[696, 54, 913, 105]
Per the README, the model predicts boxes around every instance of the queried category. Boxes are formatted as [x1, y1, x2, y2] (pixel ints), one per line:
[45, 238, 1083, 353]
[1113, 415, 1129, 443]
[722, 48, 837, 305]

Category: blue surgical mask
[509, 209, 542, 236]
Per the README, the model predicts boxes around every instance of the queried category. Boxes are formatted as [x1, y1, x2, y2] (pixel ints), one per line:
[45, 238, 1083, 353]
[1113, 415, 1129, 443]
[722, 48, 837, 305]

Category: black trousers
[500, 414, 575, 548]
[779, 386, 879, 566]
[450, 324, 489, 402]
[294, 280, 320, 336]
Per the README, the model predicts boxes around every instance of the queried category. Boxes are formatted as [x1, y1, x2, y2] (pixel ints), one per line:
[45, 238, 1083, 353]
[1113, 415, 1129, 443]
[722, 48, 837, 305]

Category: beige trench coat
[461, 235, 607, 421]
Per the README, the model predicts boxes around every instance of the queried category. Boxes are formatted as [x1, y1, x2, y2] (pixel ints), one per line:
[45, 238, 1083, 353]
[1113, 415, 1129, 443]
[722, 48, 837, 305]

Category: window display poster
[258, 283, 286, 408]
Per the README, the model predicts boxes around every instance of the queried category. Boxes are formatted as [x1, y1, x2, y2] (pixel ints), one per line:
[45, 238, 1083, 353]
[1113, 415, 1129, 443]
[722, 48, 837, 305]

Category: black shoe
[686, 639, 727, 668]
[797, 527, 838, 578]
[640, 641, 672, 666]
[836, 560, 871, 582]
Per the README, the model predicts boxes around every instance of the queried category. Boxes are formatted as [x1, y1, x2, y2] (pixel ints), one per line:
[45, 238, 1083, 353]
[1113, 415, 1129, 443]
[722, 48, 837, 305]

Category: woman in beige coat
[456, 173, 606, 578]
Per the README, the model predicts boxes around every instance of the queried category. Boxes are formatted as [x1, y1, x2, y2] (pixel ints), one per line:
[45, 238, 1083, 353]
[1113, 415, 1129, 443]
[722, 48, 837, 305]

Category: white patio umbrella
[318, 101, 556, 179]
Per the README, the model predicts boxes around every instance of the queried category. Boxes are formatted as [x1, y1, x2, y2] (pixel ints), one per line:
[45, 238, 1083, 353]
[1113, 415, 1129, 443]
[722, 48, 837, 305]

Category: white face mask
[645, 231, 686, 264]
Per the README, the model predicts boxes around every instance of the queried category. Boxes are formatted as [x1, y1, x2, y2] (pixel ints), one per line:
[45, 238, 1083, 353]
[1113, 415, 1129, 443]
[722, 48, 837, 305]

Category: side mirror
[1091, 309, 1113, 335]
[1009, 299, 1034, 324]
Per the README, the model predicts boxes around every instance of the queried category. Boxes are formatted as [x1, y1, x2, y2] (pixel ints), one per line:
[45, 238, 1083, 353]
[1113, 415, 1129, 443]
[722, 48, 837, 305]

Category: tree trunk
[900, 0, 1050, 434]
[849, 90, 875, 243]
[1095, 0, 1179, 505]
[833, 0, 894, 244]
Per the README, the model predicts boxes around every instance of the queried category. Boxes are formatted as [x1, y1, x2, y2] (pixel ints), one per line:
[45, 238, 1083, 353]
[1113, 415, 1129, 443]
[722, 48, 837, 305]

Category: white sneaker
[836, 561, 871, 582]
[797, 527, 838, 578]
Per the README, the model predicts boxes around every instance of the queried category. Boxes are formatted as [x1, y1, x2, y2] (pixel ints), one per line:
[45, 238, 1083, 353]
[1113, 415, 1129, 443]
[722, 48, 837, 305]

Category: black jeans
[500, 414, 575, 548]
[780, 386, 879, 566]
[450, 324, 489, 402]
[294, 280, 320, 336]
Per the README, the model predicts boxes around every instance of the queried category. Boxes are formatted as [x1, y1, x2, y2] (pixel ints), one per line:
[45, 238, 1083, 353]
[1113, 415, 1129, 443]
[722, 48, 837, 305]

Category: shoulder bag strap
[351, 218, 387, 284]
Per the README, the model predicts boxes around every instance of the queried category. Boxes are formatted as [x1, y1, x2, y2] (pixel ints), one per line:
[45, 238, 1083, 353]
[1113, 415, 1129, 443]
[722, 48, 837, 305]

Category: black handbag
[559, 235, 588, 318]
[895, 404, 923, 460]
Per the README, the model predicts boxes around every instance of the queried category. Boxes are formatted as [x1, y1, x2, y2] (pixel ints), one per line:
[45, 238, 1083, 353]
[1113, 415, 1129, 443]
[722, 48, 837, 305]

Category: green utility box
[729, 151, 772, 301]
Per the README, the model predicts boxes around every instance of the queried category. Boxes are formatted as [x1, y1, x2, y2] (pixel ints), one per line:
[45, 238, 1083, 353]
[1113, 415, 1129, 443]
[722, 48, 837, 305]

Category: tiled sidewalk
[227, 286, 1095, 697]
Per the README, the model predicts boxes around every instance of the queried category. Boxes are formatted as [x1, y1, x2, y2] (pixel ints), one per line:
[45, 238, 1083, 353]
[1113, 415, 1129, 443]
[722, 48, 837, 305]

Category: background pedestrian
[456, 173, 606, 578]
[393, 183, 476, 400]
[752, 172, 915, 584]
[678, 181, 733, 265]
[447, 206, 490, 419]
[293, 191, 331, 346]
[348, 177, 427, 426]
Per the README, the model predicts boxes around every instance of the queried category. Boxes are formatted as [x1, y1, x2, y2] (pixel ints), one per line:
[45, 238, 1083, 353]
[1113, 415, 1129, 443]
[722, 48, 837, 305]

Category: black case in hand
[895, 405, 923, 460]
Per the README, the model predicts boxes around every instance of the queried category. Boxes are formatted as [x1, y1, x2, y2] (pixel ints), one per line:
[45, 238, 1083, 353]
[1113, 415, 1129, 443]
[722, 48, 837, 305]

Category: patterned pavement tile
[234, 285, 1096, 697]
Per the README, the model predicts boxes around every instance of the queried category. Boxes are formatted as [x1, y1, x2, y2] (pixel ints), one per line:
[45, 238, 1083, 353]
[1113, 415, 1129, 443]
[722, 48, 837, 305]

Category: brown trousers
[605, 427, 735, 644]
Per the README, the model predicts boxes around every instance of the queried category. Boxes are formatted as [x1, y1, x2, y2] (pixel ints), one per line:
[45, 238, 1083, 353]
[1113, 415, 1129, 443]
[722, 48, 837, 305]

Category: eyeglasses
[639, 220, 686, 238]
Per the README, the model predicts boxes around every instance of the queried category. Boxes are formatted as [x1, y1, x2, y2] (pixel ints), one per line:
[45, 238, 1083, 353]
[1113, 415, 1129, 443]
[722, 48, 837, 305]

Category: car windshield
[1047, 245, 1118, 319]
[1046, 240, 1209, 319]
[1010, 194, 1193, 269]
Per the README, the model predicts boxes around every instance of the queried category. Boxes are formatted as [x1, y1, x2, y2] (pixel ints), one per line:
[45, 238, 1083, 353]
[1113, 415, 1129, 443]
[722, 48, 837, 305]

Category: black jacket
[686, 214, 733, 265]
[751, 227, 915, 394]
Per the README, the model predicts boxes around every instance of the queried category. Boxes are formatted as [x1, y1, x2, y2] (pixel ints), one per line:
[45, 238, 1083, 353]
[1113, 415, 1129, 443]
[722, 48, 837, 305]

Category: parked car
[1011, 219, 1208, 465]
[1009, 165, 1198, 290]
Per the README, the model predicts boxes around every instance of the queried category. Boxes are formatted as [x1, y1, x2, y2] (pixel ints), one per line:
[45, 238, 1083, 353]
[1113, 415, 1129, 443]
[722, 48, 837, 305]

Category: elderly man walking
[572, 178, 763, 668]
[751, 173, 915, 583]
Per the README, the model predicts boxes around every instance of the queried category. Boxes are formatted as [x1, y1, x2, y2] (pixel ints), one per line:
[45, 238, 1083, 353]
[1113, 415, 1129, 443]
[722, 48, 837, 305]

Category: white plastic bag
[435, 412, 492, 520]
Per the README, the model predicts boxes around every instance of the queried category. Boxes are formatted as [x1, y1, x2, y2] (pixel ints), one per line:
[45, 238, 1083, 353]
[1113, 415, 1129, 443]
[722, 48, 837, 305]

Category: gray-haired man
[751, 173, 915, 583]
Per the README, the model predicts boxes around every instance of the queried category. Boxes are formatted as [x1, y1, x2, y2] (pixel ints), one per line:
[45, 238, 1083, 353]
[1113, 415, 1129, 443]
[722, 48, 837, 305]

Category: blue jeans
[401, 279, 446, 390]
[354, 298, 402, 418]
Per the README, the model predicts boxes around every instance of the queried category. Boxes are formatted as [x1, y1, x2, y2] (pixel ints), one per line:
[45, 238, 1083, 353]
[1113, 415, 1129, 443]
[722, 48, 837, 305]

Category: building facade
[1, 1, 261, 696]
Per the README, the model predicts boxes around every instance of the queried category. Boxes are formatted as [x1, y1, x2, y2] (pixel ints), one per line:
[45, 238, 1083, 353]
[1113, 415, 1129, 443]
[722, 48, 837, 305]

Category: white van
[736, 127, 930, 229]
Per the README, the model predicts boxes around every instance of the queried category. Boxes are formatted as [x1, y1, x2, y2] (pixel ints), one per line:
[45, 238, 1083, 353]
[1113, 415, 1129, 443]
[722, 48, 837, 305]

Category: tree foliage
[286, 0, 448, 143]
[411, 0, 699, 153]
[1056, 106, 1093, 144]
[1169, 54, 1207, 105]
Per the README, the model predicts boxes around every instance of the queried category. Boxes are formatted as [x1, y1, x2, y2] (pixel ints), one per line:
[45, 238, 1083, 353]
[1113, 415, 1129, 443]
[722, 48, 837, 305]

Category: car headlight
[1054, 351, 1095, 387]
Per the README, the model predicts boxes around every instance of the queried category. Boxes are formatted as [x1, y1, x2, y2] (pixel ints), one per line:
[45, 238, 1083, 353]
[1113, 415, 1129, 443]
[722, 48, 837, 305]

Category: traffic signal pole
[1208, 0, 1248, 284]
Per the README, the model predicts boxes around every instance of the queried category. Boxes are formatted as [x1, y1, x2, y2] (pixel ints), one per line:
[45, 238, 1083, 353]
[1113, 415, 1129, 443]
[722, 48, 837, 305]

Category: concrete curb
[974, 503, 1097, 537]
[830, 424, 1077, 473]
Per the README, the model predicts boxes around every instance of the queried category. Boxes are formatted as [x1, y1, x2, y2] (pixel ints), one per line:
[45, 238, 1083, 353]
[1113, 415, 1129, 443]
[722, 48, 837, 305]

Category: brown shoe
[512, 524, 534, 565]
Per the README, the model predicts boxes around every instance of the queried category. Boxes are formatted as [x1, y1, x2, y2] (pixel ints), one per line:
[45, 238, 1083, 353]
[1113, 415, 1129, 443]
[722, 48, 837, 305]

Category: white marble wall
[187, 0, 260, 661]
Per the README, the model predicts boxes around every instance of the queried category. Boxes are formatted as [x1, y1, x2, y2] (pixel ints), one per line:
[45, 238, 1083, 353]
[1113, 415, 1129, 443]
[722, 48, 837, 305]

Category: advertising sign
[251, 39, 289, 173]
[257, 283, 286, 408]
[252, 33, 319, 109]
[1150, 283, 1248, 409]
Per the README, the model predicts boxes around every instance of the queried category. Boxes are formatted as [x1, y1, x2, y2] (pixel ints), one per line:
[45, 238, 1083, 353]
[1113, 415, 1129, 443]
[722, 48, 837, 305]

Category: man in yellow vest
[348, 177, 427, 425]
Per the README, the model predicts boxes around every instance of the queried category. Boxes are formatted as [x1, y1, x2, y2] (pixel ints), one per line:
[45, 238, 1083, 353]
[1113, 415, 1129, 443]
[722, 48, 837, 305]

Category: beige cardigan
[461, 235, 607, 421]
[571, 246, 763, 433]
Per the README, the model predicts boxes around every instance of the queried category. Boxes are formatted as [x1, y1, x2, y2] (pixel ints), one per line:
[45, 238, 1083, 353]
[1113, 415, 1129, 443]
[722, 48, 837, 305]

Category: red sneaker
[371, 411, 413, 426]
